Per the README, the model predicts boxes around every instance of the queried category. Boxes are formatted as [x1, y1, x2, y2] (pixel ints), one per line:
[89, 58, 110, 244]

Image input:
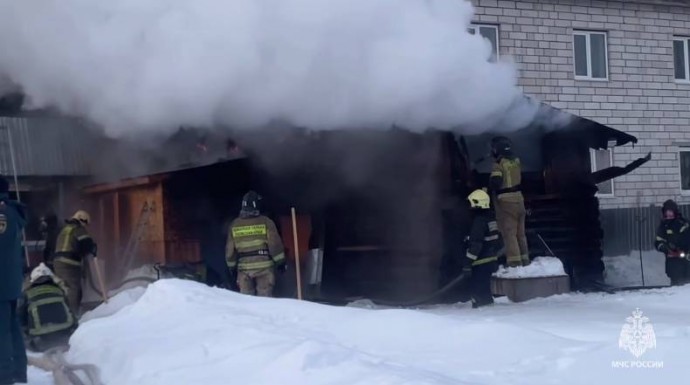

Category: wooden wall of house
[88, 180, 166, 284]
[161, 183, 202, 264]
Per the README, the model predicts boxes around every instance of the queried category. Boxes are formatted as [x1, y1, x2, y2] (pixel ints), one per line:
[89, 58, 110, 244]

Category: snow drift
[0, 0, 535, 136]
[69, 280, 689, 385]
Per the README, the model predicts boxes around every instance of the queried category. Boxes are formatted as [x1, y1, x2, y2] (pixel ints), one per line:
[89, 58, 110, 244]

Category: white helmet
[72, 210, 91, 225]
[30, 262, 54, 283]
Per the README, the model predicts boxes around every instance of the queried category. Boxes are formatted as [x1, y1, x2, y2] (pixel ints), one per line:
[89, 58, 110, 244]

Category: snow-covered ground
[59, 279, 689, 385]
[603, 251, 670, 287]
[26, 365, 53, 385]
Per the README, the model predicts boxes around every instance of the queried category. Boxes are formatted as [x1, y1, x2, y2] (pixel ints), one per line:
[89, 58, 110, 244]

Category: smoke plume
[0, 0, 534, 135]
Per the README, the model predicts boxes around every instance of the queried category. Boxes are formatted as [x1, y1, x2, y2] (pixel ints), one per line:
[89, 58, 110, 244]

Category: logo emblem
[618, 308, 656, 358]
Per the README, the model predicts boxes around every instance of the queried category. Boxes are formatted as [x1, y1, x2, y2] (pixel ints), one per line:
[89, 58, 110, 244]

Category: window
[679, 148, 690, 193]
[590, 148, 614, 196]
[468, 24, 499, 62]
[573, 31, 608, 80]
[673, 37, 690, 82]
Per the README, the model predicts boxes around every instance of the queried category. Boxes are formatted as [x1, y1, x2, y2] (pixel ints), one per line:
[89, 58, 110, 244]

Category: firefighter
[0, 175, 28, 385]
[489, 136, 529, 267]
[463, 188, 502, 308]
[19, 263, 76, 352]
[226, 191, 286, 297]
[654, 199, 690, 286]
[53, 210, 96, 315]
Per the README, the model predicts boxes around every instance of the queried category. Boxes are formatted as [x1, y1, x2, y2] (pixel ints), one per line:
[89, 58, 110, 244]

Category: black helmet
[662, 199, 679, 215]
[241, 190, 262, 211]
[490, 136, 512, 158]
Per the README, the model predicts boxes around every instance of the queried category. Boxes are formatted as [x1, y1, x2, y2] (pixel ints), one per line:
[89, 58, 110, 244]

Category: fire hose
[28, 347, 103, 385]
[87, 273, 156, 300]
[367, 245, 506, 307]
[367, 270, 472, 307]
[87, 263, 202, 300]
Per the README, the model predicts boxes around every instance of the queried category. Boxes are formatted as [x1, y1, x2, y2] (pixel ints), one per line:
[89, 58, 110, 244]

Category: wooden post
[291, 207, 303, 300]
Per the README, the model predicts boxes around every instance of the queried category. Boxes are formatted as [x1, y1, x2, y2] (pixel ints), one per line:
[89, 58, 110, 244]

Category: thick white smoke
[0, 0, 533, 136]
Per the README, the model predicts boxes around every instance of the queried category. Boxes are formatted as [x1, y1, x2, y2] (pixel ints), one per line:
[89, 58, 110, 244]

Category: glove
[277, 263, 288, 273]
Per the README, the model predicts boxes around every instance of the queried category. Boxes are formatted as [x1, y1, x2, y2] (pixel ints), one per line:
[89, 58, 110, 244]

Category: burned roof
[84, 101, 639, 188]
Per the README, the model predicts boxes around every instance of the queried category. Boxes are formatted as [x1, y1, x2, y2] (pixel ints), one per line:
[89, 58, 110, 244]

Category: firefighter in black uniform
[19, 263, 77, 352]
[464, 188, 503, 308]
[655, 199, 690, 286]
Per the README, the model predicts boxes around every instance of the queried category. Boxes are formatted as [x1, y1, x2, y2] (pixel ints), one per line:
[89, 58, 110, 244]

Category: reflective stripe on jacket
[25, 283, 75, 336]
[226, 215, 286, 271]
[655, 217, 690, 256]
[490, 157, 524, 202]
[55, 222, 93, 262]
[466, 211, 503, 266]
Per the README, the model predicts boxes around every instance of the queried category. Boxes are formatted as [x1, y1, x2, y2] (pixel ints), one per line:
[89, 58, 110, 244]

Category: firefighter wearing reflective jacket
[464, 189, 502, 308]
[226, 191, 286, 297]
[654, 199, 690, 286]
[489, 136, 529, 267]
[19, 263, 76, 352]
[53, 210, 96, 315]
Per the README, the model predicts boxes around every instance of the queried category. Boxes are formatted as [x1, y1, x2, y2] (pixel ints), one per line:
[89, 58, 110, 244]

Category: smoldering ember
[0, 1, 688, 385]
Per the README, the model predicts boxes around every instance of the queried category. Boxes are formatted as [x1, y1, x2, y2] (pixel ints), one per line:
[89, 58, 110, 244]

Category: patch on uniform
[0, 213, 6, 234]
[232, 224, 267, 238]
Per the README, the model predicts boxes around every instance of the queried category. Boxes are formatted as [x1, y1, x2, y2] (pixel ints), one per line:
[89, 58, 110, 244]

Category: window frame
[468, 23, 500, 62]
[673, 37, 690, 84]
[590, 148, 615, 198]
[572, 30, 609, 81]
[678, 147, 690, 195]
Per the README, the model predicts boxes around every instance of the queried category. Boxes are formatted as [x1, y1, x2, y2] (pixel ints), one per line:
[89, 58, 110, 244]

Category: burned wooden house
[81, 104, 646, 303]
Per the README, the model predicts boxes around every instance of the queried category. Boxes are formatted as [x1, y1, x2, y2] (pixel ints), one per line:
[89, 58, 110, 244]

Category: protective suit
[226, 192, 286, 297]
[464, 189, 502, 308]
[489, 136, 529, 267]
[19, 263, 76, 352]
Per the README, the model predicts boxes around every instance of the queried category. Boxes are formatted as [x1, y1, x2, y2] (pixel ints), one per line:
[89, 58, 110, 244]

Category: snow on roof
[493, 256, 567, 279]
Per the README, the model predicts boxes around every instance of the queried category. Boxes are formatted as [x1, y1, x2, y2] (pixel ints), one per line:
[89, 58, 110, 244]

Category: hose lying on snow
[87, 273, 156, 300]
[28, 346, 103, 385]
[365, 271, 471, 307]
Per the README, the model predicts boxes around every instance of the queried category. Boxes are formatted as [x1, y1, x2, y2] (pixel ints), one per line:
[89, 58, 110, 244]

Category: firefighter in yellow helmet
[464, 189, 502, 308]
[226, 191, 286, 297]
[52, 210, 96, 315]
[489, 137, 529, 267]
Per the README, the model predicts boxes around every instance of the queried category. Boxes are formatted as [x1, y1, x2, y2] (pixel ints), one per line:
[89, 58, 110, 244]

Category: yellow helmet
[72, 210, 91, 225]
[467, 189, 490, 210]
